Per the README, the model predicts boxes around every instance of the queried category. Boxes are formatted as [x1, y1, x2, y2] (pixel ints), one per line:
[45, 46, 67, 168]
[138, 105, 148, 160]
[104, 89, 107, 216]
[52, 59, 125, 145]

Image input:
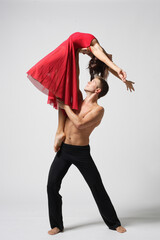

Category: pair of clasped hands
[57, 69, 135, 109]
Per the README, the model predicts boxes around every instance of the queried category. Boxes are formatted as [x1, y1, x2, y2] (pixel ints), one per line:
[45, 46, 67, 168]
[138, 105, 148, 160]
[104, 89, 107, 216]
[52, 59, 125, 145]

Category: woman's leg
[54, 49, 80, 152]
[54, 107, 66, 152]
[57, 107, 66, 132]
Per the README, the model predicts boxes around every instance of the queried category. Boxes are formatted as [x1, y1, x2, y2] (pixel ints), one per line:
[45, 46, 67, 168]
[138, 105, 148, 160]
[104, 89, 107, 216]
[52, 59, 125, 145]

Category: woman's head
[87, 53, 112, 81]
[79, 47, 93, 57]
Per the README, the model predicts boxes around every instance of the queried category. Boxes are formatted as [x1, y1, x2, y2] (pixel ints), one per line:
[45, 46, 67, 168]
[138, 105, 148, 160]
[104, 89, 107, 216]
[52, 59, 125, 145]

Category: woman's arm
[108, 67, 121, 80]
[90, 40, 127, 82]
[90, 42, 119, 72]
[102, 49, 125, 80]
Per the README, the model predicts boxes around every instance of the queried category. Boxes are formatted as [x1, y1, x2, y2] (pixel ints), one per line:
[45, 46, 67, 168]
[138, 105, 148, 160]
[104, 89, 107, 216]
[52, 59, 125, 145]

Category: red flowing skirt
[26, 32, 96, 113]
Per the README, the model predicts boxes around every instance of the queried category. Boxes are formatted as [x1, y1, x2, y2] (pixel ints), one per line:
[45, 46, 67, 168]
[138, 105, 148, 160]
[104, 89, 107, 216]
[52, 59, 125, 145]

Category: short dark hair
[95, 76, 109, 99]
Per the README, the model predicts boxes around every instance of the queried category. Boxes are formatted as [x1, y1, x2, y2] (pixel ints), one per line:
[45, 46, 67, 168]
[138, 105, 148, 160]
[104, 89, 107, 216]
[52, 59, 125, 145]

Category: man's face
[84, 78, 101, 94]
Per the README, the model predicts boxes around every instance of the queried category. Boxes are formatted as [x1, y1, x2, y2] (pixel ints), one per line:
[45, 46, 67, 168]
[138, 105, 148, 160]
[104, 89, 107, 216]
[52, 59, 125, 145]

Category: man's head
[84, 76, 109, 99]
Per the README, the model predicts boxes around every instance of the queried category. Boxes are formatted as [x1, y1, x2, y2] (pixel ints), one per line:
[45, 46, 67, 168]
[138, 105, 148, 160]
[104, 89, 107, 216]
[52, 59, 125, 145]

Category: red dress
[26, 32, 96, 112]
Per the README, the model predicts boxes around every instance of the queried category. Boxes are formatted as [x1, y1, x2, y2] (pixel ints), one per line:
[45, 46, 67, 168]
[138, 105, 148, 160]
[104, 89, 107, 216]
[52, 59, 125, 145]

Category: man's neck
[83, 92, 98, 105]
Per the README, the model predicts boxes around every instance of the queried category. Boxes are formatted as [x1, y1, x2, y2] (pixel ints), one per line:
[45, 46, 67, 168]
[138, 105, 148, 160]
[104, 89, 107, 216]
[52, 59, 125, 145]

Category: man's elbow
[76, 120, 87, 130]
[76, 122, 83, 130]
[73, 120, 82, 130]
[77, 122, 90, 130]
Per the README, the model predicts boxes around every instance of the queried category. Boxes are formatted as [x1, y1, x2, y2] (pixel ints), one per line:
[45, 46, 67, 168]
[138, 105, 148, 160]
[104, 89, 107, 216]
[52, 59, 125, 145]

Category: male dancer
[47, 76, 127, 235]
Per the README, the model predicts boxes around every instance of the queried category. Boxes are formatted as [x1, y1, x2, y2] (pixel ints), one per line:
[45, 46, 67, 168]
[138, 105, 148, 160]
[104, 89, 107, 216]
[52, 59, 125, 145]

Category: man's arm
[57, 99, 104, 129]
[77, 106, 104, 129]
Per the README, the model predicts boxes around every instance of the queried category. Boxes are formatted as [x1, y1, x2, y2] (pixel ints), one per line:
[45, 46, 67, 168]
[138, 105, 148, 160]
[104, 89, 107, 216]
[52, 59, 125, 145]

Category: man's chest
[73, 104, 93, 118]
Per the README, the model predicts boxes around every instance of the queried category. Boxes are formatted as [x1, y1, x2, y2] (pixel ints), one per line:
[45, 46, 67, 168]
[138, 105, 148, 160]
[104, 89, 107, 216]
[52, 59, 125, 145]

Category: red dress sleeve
[26, 32, 96, 114]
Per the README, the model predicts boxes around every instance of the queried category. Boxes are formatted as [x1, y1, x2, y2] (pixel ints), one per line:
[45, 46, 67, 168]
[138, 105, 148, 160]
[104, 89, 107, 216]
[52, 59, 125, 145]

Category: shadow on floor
[121, 206, 160, 227]
[64, 220, 105, 231]
[64, 206, 160, 231]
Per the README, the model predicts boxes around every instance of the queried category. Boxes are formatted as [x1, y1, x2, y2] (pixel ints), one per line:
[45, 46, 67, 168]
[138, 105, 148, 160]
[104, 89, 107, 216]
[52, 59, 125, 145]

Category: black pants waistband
[61, 141, 90, 150]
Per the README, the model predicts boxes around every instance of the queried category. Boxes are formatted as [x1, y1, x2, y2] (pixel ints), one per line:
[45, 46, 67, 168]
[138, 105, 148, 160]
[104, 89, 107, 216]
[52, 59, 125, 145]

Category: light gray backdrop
[0, 0, 160, 239]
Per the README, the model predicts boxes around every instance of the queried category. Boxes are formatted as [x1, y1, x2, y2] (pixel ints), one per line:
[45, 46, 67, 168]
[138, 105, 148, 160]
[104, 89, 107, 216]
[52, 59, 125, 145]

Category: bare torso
[63, 100, 102, 146]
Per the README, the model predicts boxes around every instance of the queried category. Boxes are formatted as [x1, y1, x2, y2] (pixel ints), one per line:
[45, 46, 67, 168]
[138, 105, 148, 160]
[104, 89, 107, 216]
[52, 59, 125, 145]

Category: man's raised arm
[57, 99, 104, 129]
[76, 106, 104, 129]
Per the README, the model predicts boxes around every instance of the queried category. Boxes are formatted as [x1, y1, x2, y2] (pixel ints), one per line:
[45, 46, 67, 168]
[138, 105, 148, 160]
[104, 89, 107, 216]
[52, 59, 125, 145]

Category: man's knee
[47, 178, 61, 194]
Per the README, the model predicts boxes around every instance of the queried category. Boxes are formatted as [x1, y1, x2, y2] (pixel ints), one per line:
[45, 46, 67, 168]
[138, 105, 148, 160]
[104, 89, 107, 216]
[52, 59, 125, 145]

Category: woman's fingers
[124, 80, 135, 92]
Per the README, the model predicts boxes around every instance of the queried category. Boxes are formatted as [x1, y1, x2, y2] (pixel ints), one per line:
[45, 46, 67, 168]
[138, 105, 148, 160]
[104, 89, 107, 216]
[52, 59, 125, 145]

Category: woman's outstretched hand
[117, 68, 135, 92]
[124, 80, 135, 92]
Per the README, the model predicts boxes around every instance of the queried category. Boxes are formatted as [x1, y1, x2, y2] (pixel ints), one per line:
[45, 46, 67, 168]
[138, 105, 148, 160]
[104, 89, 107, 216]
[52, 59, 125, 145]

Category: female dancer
[26, 32, 135, 151]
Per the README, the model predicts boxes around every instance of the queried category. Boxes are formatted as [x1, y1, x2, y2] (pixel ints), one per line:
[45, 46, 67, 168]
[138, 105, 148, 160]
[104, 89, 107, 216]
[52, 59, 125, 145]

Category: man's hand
[56, 98, 67, 110]
[57, 98, 104, 130]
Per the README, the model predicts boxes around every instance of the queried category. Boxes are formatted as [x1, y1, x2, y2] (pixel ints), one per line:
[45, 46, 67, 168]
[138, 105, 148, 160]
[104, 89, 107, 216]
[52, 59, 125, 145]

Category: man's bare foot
[48, 227, 61, 235]
[116, 226, 127, 233]
[54, 132, 66, 152]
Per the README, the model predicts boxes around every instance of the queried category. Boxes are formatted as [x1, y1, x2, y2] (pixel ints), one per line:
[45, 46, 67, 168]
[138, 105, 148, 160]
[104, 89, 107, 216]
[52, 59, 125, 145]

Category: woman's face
[80, 47, 93, 57]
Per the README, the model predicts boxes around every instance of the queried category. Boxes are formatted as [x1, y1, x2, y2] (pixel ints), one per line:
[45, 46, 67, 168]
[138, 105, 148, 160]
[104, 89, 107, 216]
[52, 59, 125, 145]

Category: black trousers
[47, 142, 121, 232]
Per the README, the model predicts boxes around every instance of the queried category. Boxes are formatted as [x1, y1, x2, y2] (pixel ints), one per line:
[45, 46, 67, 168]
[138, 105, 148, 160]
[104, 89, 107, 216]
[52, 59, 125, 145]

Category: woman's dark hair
[87, 56, 107, 81]
[95, 76, 109, 99]
[87, 51, 112, 81]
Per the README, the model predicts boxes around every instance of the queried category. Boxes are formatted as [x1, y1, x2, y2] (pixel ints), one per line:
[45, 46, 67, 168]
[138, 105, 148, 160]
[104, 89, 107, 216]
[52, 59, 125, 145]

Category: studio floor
[0, 203, 160, 240]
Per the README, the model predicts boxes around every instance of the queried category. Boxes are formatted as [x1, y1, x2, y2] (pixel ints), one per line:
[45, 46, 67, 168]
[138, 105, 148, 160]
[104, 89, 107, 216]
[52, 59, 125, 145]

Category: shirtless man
[47, 76, 127, 235]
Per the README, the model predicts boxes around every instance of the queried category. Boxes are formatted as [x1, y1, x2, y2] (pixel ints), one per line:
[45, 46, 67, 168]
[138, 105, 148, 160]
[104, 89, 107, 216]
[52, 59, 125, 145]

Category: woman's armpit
[90, 38, 99, 46]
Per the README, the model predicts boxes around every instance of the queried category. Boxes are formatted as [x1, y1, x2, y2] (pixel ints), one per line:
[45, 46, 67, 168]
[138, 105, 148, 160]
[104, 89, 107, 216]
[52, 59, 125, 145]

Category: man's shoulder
[90, 105, 104, 121]
[95, 105, 104, 114]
